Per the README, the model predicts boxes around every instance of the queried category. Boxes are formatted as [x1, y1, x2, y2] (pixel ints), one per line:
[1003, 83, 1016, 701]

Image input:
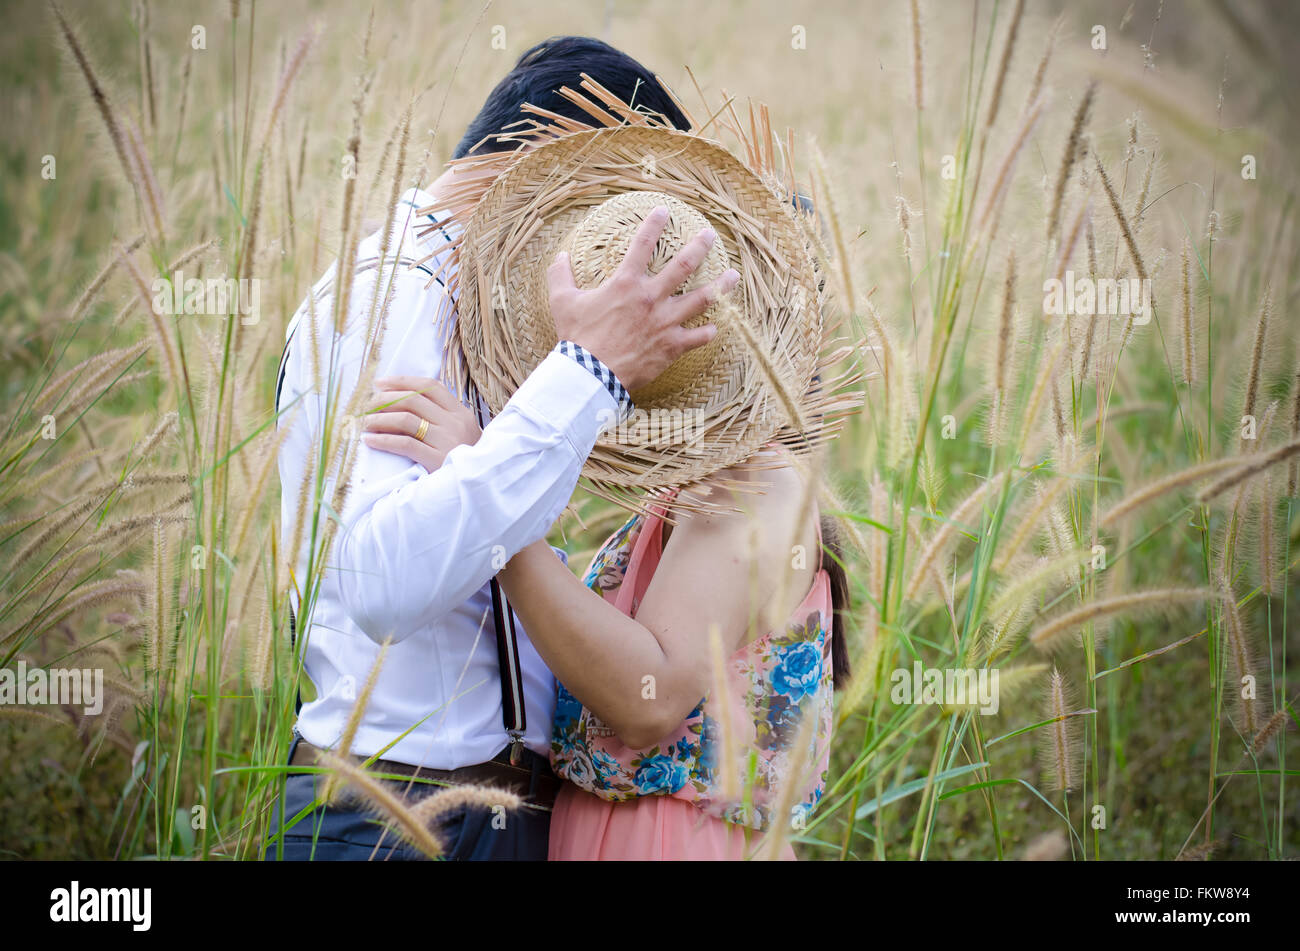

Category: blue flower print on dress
[554, 681, 584, 732]
[633, 753, 689, 795]
[771, 641, 823, 701]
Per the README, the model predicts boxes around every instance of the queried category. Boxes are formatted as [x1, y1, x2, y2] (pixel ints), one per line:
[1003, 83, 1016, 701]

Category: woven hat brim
[416, 79, 863, 515]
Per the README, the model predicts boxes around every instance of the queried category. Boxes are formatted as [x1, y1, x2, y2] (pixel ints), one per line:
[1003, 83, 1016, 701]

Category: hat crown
[562, 190, 728, 293]
[560, 190, 731, 407]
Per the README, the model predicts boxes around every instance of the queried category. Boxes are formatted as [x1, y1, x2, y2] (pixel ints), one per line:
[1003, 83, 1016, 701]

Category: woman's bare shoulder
[658, 456, 819, 634]
[667, 457, 813, 544]
[692, 452, 810, 509]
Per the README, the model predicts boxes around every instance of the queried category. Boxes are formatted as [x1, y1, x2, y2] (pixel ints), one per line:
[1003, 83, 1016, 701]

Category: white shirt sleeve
[279, 246, 616, 646]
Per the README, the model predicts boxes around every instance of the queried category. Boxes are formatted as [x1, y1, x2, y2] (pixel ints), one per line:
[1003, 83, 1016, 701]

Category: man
[268, 36, 737, 860]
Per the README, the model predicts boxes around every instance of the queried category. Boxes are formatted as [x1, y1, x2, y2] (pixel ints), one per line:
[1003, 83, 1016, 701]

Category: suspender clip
[508, 731, 526, 767]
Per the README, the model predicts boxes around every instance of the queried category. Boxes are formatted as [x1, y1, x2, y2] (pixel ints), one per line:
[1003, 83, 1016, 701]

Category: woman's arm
[498, 466, 817, 748]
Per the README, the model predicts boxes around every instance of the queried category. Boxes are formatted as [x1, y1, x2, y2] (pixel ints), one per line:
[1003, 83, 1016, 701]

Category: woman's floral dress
[548, 495, 834, 857]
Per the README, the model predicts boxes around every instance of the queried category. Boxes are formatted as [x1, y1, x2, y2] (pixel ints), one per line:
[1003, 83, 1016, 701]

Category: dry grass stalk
[230, 423, 296, 561]
[716, 302, 808, 433]
[985, 0, 1026, 130]
[244, 594, 274, 691]
[1179, 236, 1196, 385]
[1040, 667, 1079, 792]
[1022, 14, 1063, 115]
[361, 101, 413, 339]
[909, 0, 924, 111]
[896, 195, 915, 270]
[238, 29, 316, 288]
[1046, 82, 1096, 243]
[994, 477, 1071, 571]
[137, 411, 179, 462]
[988, 549, 1088, 631]
[989, 250, 1016, 445]
[1238, 286, 1271, 453]
[906, 512, 952, 614]
[1196, 438, 1300, 504]
[1131, 146, 1156, 235]
[976, 93, 1046, 238]
[145, 517, 172, 675]
[862, 296, 896, 416]
[408, 783, 523, 826]
[330, 70, 374, 337]
[1029, 588, 1209, 650]
[1016, 331, 1069, 457]
[1078, 218, 1102, 383]
[1250, 707, 1291, 756]
[1289, 371, 1300, 497]
[1093, 152, 1149, 284]
[1218, 575, 1259, 739]
[118, 246, 182, 396]
[905, 472, 1007, 601]
[866, 473, 888, 652]
[810, 141, 856, 319]
[21, 572, 149, 644]
[982, 596, 1034, 663]
[34, 342, 149, 418]
[320, 637, 391, 803]
[122, 118, 166, 246]
[1101, 456, 1250, 525]
[173, 49, 192, 161]
[49, 2, 132, 196]
[315, 751, 444, 858]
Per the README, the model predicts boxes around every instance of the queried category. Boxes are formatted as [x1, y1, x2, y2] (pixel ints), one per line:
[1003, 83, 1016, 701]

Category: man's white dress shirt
[276, 188, 617, 769]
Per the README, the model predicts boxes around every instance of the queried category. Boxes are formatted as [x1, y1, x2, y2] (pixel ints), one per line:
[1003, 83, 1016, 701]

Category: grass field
[1, 0, 1298, 860]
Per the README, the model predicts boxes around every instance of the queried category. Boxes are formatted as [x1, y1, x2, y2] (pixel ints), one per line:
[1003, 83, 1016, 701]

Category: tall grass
[0, 0, 1296, 860]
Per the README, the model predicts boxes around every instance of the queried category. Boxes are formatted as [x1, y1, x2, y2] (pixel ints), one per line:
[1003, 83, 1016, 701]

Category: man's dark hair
[453, 36, 691, 159]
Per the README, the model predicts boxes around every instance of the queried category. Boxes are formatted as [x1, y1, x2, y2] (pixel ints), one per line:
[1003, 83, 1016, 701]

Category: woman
[362, 377, 850, 860]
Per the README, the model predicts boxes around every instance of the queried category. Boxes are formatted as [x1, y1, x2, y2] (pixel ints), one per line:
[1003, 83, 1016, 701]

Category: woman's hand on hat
[361, 376, 482, 473]
[547, 206, 740, 393]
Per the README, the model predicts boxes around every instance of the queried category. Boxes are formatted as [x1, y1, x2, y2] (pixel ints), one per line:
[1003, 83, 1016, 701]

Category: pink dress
[548, 495, 834, 861]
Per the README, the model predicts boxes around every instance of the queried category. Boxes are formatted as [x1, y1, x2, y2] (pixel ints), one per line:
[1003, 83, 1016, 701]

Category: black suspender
[471, 386, 529, 764]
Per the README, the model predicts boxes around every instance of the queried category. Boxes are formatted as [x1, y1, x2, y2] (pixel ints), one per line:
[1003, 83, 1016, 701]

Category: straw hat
[419, 78, 859, 512]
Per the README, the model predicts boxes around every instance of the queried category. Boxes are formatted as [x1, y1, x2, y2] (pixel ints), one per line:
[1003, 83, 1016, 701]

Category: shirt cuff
[554, 340, 635, 422]
[505, 350, 621, 456]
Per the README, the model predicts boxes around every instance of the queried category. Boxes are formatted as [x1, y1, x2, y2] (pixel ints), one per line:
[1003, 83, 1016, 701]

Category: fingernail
[723, 268, 740, 286]
[651, 206, 669, 221]
[700, 227, 716, 245]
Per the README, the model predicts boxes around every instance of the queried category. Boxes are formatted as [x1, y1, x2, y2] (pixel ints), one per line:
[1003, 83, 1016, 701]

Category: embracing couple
[268, 36, 853, 862]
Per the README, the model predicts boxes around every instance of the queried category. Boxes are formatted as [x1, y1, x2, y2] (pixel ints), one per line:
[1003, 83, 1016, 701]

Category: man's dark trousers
[263, 737, 551, 861]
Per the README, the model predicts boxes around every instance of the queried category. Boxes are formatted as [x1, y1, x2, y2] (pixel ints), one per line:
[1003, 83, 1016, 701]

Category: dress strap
[813, 505, 824, 572]
[612, 493, 673, 616]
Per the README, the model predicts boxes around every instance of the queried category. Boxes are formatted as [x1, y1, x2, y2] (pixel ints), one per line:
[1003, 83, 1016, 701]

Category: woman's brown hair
[820, 513, 852, 690]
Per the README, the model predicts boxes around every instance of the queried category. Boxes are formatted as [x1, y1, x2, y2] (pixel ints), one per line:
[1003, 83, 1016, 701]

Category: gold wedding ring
[414, 418, 429, 442]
